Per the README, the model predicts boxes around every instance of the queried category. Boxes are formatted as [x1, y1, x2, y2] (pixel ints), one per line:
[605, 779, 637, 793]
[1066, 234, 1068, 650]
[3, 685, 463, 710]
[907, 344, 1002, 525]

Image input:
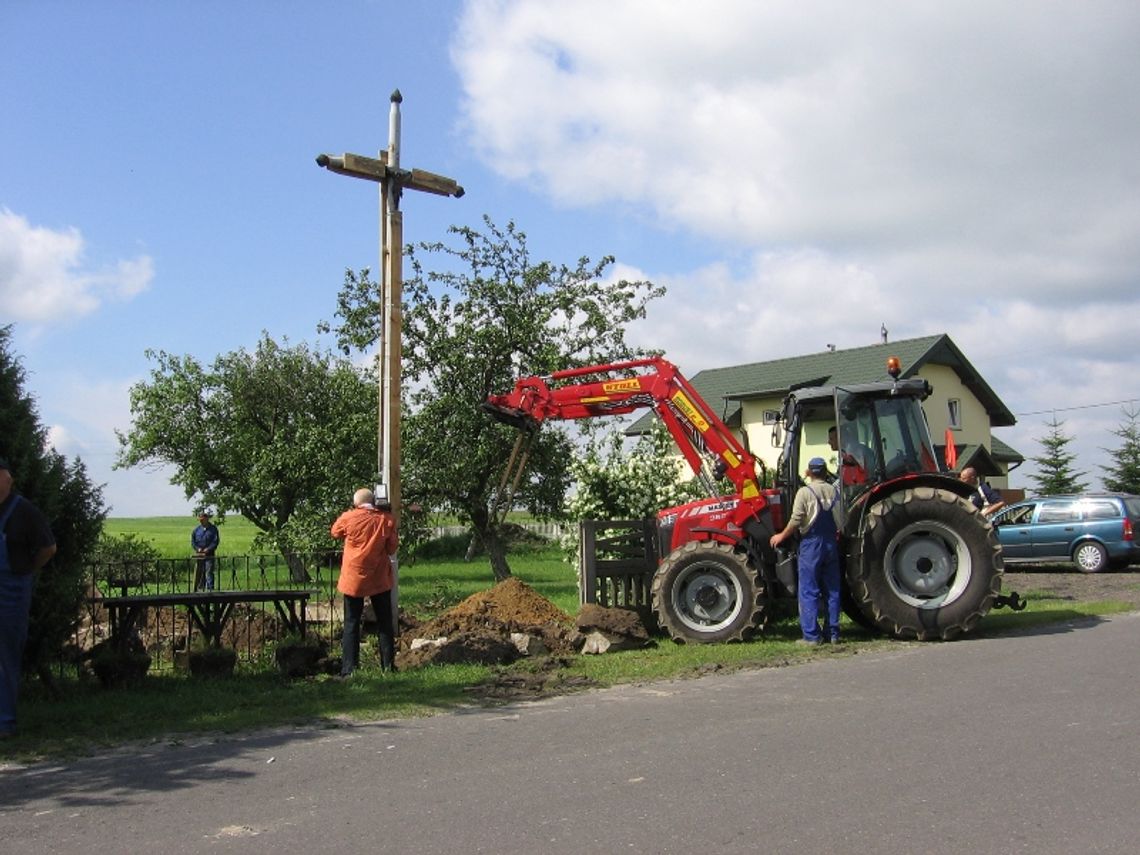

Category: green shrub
[90, 646, 152, 689]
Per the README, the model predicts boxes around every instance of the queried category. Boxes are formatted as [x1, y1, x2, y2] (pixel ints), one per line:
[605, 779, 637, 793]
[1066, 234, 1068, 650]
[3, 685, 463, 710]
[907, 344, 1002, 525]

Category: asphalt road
[2, 612, 1138, 854]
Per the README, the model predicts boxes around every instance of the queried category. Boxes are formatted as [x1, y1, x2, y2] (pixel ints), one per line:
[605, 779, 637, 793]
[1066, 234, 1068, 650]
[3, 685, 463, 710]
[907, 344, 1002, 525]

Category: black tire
[841, 583, 881, 633]
[1072, 541, 1108, 574]
[651, 540, 765, 643]
[847, 486, 1003, 640]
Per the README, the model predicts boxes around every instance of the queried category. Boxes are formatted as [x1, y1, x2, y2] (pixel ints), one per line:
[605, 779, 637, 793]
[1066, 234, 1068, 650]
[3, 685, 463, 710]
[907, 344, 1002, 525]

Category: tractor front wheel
[651, 540, 765, 644]
[848, 486, 1002, 640]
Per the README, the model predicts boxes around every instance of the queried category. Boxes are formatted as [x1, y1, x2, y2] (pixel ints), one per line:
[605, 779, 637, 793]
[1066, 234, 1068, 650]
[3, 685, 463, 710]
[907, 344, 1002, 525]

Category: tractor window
[872, 396, 939, 477]
[835, 387, 939, 485]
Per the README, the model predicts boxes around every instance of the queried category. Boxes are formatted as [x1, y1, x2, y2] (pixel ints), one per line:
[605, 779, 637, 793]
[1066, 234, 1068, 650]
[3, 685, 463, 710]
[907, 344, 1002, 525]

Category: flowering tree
[560, 421, 705, 568]
[321, 217, 663, 580]
[567, 422, 703, 524]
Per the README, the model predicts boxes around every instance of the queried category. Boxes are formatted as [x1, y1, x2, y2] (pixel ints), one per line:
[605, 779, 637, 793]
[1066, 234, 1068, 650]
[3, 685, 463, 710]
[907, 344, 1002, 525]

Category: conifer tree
[1028, 415, 1088, 495]
[1100, 405, 1140, 494]
[1, 326, 106, 682]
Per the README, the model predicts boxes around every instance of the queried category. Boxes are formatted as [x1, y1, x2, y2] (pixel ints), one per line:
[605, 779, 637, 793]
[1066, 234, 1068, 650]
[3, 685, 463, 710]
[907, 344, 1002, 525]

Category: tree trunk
[469, 503, 513, 581]
[471, 520, 512, 581]
[285, 553, 311, 584]
[487, 534, 513, 581]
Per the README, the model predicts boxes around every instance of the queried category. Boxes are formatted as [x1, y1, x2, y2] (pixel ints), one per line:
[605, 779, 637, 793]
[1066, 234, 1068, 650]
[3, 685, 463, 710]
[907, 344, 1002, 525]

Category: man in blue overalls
[0, 457, 57, 738]
[769, 456, 843, 645]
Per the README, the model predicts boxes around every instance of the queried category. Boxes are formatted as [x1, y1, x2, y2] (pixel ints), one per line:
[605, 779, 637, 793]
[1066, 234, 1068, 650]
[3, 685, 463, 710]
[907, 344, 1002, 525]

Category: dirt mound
[576, 603, 650, 640]
[405, 576, 571, 639]
[397, 577, 578, 668]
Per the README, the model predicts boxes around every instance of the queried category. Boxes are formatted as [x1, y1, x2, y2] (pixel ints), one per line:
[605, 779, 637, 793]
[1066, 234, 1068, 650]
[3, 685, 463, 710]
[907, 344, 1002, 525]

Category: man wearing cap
[191, 511, 220, 591]
[769, 456, 843, 645]
[0, 457, 57, 738]
[331, 488, 399, 676]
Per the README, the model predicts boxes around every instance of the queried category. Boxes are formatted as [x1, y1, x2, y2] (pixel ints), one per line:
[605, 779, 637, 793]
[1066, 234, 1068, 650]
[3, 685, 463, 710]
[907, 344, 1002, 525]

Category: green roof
[989, 435, 1024, 463]
[630, 333, 1018, 434]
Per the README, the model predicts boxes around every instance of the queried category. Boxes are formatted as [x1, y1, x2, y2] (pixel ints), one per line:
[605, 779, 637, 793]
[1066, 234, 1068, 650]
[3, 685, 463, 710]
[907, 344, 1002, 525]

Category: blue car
[991, 493, 1140, 573]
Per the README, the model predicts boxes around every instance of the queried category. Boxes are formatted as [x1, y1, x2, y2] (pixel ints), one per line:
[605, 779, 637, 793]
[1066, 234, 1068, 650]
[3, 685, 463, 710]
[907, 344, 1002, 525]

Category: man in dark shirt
[0, 457, 57, 738]
[191, 512, 220, 591]
[959, 467, 1006, 517]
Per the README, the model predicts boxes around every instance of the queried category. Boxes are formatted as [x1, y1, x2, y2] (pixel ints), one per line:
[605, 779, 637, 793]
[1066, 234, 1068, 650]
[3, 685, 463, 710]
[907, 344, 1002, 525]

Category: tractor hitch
[992, 591, 1027, 611]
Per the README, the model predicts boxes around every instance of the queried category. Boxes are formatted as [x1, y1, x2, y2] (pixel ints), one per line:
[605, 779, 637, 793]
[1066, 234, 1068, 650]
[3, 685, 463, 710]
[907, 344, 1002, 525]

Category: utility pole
[316, 90, 464, 527]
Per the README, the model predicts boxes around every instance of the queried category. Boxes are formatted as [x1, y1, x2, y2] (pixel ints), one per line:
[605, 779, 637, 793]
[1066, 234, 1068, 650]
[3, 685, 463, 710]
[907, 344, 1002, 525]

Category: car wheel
[1072, 541, 1108, 573]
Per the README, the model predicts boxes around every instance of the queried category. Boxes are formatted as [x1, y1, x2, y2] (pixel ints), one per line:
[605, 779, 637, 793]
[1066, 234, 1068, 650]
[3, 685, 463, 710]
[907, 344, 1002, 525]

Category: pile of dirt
[574, 603, 653, 653]
[396, 577, 578, 669]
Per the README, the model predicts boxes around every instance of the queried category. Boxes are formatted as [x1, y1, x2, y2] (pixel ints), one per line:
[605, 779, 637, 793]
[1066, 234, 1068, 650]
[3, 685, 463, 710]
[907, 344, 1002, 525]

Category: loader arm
[484, 356, 763, 502]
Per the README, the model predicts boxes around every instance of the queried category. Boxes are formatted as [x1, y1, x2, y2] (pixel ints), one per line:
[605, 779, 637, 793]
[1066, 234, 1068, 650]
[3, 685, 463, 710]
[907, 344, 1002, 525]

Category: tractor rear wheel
[847, 486, 1002, 640]
[651, 540, 766, 643]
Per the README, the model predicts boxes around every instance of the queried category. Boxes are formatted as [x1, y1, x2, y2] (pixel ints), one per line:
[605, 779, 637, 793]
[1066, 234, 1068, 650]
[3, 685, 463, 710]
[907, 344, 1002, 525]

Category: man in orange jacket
[331, 487, 399, 676]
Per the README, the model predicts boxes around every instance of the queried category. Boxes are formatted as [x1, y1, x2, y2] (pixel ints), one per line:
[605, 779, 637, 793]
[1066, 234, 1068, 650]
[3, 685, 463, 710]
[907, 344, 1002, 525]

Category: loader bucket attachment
[488, 431, 534, 527]
[481, 400, 538, 433]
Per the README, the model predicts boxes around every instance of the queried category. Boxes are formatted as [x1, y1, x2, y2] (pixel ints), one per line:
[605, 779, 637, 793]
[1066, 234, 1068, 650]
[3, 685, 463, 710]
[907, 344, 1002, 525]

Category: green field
[101, 516, 580, 615]
[104, 515, 263, 558]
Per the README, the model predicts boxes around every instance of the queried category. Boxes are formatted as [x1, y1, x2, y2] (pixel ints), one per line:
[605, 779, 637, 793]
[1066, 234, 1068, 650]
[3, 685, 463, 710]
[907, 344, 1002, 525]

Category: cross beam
[316, 89, 463, 527]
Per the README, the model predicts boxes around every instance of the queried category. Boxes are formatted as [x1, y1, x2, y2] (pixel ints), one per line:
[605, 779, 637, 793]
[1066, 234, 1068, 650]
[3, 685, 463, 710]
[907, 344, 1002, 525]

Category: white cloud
[454, 0, 1140, 491]
[0, 208, 154, 323]
[40, 374, 189, 517]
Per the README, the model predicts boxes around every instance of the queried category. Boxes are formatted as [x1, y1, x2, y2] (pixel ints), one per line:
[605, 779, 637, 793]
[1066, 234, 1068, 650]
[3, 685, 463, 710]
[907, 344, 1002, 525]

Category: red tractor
[484, 355, 1014, 643]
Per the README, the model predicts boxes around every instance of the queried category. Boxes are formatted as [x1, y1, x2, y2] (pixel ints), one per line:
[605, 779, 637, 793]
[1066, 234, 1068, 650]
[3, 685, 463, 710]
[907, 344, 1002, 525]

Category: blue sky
[3, 0, 1139, 516]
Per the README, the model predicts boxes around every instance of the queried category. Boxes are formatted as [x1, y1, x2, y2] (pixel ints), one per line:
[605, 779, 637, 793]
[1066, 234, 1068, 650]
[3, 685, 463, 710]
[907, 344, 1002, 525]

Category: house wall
[739, 396, 788, 474]
[919, 364, 989, 440]
[917, 364, 1010, 489]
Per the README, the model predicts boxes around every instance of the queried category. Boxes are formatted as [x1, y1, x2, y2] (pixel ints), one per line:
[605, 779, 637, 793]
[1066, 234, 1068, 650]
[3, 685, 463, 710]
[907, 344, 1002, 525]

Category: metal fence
[427, 522, 568, 540]
[77, 522, 569, 673]
[80, 553, 342, 671]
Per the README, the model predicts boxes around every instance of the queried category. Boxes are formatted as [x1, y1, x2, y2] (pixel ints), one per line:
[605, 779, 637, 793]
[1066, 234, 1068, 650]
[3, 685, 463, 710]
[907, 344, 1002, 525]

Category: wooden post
[383, 205, 403, 522]
[316, 90, 463, 529]
[377, 151, 390, 508]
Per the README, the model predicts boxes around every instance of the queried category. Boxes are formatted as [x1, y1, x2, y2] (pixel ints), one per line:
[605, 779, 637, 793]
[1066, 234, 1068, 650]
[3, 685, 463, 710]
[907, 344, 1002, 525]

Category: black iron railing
[79, 553, 343, 671]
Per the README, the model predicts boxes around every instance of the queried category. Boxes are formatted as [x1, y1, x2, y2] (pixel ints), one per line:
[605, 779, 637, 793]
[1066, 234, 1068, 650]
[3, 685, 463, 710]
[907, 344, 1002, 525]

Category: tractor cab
[774, 377, 941, 525]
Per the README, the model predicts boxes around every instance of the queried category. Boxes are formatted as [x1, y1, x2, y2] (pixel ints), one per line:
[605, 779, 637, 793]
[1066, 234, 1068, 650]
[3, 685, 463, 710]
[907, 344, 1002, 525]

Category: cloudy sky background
[3, 0, 1138, 516]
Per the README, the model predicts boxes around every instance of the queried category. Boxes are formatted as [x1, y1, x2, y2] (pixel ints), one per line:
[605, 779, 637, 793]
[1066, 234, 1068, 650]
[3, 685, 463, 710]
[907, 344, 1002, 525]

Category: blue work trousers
[0, 559, 34, 735]
[797, 536, 842, 643]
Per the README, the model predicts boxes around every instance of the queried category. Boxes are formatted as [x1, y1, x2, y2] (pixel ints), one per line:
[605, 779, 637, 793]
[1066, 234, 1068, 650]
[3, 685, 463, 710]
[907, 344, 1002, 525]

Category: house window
[762, 409, 779, 425]
[947, 399, 962, 429]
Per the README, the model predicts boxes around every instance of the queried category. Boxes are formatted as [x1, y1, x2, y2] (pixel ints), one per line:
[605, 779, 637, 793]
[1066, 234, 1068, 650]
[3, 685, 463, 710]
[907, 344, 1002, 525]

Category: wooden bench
[93, 590, 316, 649]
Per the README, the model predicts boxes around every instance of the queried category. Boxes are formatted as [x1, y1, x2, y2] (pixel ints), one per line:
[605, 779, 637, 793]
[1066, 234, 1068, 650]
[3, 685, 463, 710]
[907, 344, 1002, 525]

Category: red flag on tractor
[944, 428, 958, 470]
